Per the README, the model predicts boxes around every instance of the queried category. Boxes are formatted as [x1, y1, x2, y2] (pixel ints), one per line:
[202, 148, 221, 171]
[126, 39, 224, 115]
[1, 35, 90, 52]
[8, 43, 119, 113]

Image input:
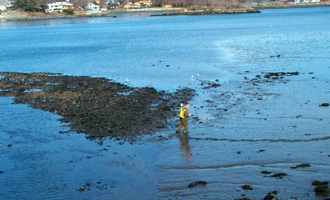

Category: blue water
[1, 7, 330, 200]
[1, 7, 328, 90]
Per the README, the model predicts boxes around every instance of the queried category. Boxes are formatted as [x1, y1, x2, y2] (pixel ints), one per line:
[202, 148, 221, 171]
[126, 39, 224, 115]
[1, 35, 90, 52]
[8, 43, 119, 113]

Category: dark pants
[177, 117, 188, 133]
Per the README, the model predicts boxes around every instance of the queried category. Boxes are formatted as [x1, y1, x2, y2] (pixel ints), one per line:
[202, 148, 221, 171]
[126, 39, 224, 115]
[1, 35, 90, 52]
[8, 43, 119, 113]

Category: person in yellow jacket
[177, 103, 191, 134]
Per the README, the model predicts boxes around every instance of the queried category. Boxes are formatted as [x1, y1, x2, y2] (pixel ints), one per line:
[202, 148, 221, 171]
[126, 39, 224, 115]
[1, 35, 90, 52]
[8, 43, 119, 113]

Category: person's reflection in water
[176, 131, 192, 161]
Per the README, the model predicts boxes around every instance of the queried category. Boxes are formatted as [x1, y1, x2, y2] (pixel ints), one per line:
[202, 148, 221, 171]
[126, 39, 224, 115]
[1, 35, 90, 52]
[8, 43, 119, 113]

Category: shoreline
[1, 2, 329, 21]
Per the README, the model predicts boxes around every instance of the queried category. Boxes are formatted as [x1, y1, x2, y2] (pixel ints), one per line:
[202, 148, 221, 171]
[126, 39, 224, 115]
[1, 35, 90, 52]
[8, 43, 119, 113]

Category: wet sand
[154, 62, 330, 199]
[1, 66, 329, 199]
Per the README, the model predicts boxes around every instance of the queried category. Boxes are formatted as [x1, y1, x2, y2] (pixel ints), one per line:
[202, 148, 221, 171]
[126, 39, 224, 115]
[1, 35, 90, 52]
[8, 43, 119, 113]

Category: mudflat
[0, 72, 194, 139]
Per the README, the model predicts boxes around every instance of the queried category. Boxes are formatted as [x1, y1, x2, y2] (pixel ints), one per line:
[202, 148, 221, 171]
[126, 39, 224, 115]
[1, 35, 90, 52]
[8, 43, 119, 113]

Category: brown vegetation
[0, 72, 195, 139]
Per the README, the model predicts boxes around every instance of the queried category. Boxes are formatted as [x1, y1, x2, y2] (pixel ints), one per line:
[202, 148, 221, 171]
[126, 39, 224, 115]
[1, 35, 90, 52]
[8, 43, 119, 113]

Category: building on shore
[0, 0, 13, 11]
[124, 0, 152, 9]
[86, 2, 100, 14]
[46, 0, 73, 13]
[0, 5, 6, 11]
[107, 0, 120, 9]
[294, 0, 320, 3]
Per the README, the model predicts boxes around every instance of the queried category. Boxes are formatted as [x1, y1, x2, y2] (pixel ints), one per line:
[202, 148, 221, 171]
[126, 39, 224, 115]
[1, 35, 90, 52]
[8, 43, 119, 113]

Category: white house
[86, 3, 100, 14]
[0, 5, 6, 11]
[0, 0, 9, 11]
[294, 0, 320, 3]
[46, 0, 73, 13]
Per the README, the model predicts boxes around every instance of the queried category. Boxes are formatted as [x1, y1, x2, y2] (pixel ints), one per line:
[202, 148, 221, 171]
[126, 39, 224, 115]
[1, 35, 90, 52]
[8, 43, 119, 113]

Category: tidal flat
[1, 7, 330, 200]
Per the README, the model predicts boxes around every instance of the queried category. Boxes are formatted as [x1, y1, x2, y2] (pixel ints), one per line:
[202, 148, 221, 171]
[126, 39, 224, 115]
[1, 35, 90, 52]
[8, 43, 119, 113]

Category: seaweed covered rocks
[0, 72, 195, 138]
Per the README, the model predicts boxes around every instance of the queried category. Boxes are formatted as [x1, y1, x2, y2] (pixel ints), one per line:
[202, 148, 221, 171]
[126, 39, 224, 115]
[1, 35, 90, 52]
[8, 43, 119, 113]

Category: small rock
[7, 144, 12, 148]
[263, 193, 278, 200]
[78, 187, 85, 192]
[242, 185, 253, 190]
[0, 170, 3, 174]
[319, 103, 329, 107]
[188, 181, 207, 188]
[86, 182, 91, 187]
[270, 173, 287, 179]
[312, 181, 329, 186]
[291, 163, 311, 169]
[314, 185, 330, 194]
[261, 171, 272, 175]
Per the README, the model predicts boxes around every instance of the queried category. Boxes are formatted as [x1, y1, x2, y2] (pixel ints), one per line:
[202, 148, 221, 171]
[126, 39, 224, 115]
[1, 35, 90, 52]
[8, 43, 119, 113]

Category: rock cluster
[0, 72, 194, 139]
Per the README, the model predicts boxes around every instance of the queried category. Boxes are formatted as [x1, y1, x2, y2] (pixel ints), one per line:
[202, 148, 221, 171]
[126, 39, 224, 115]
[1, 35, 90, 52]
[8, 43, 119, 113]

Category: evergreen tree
[13, 0, 37, 11]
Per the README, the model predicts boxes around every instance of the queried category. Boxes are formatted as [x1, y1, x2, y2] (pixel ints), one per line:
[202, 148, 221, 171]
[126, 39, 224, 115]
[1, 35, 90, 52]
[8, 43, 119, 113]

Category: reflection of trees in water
[176, 132, 192, 161]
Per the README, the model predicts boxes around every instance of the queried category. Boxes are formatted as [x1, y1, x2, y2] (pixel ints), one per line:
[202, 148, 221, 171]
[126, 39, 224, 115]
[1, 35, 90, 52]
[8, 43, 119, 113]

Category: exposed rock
[291, 163, 311, 169]
[312, 181, 329, 186]
[311, 181, 329, 196]
[319, 103, 329, 107]
[263, 193, 278, 200]
[270, 173, 287, 179]
[0, 72, 195, 139]
[78, 181, 92, 192]
[242, 185, 253, 190]
[188, 181, 207, 188]
[201, 80, 221, 89]
[314, 185, 330, 195]
[263, 71, 299, 79]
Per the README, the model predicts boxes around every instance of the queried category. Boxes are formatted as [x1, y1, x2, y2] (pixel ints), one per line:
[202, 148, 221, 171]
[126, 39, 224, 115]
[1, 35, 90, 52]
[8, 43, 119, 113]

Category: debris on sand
[0, 72, 195, 139]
